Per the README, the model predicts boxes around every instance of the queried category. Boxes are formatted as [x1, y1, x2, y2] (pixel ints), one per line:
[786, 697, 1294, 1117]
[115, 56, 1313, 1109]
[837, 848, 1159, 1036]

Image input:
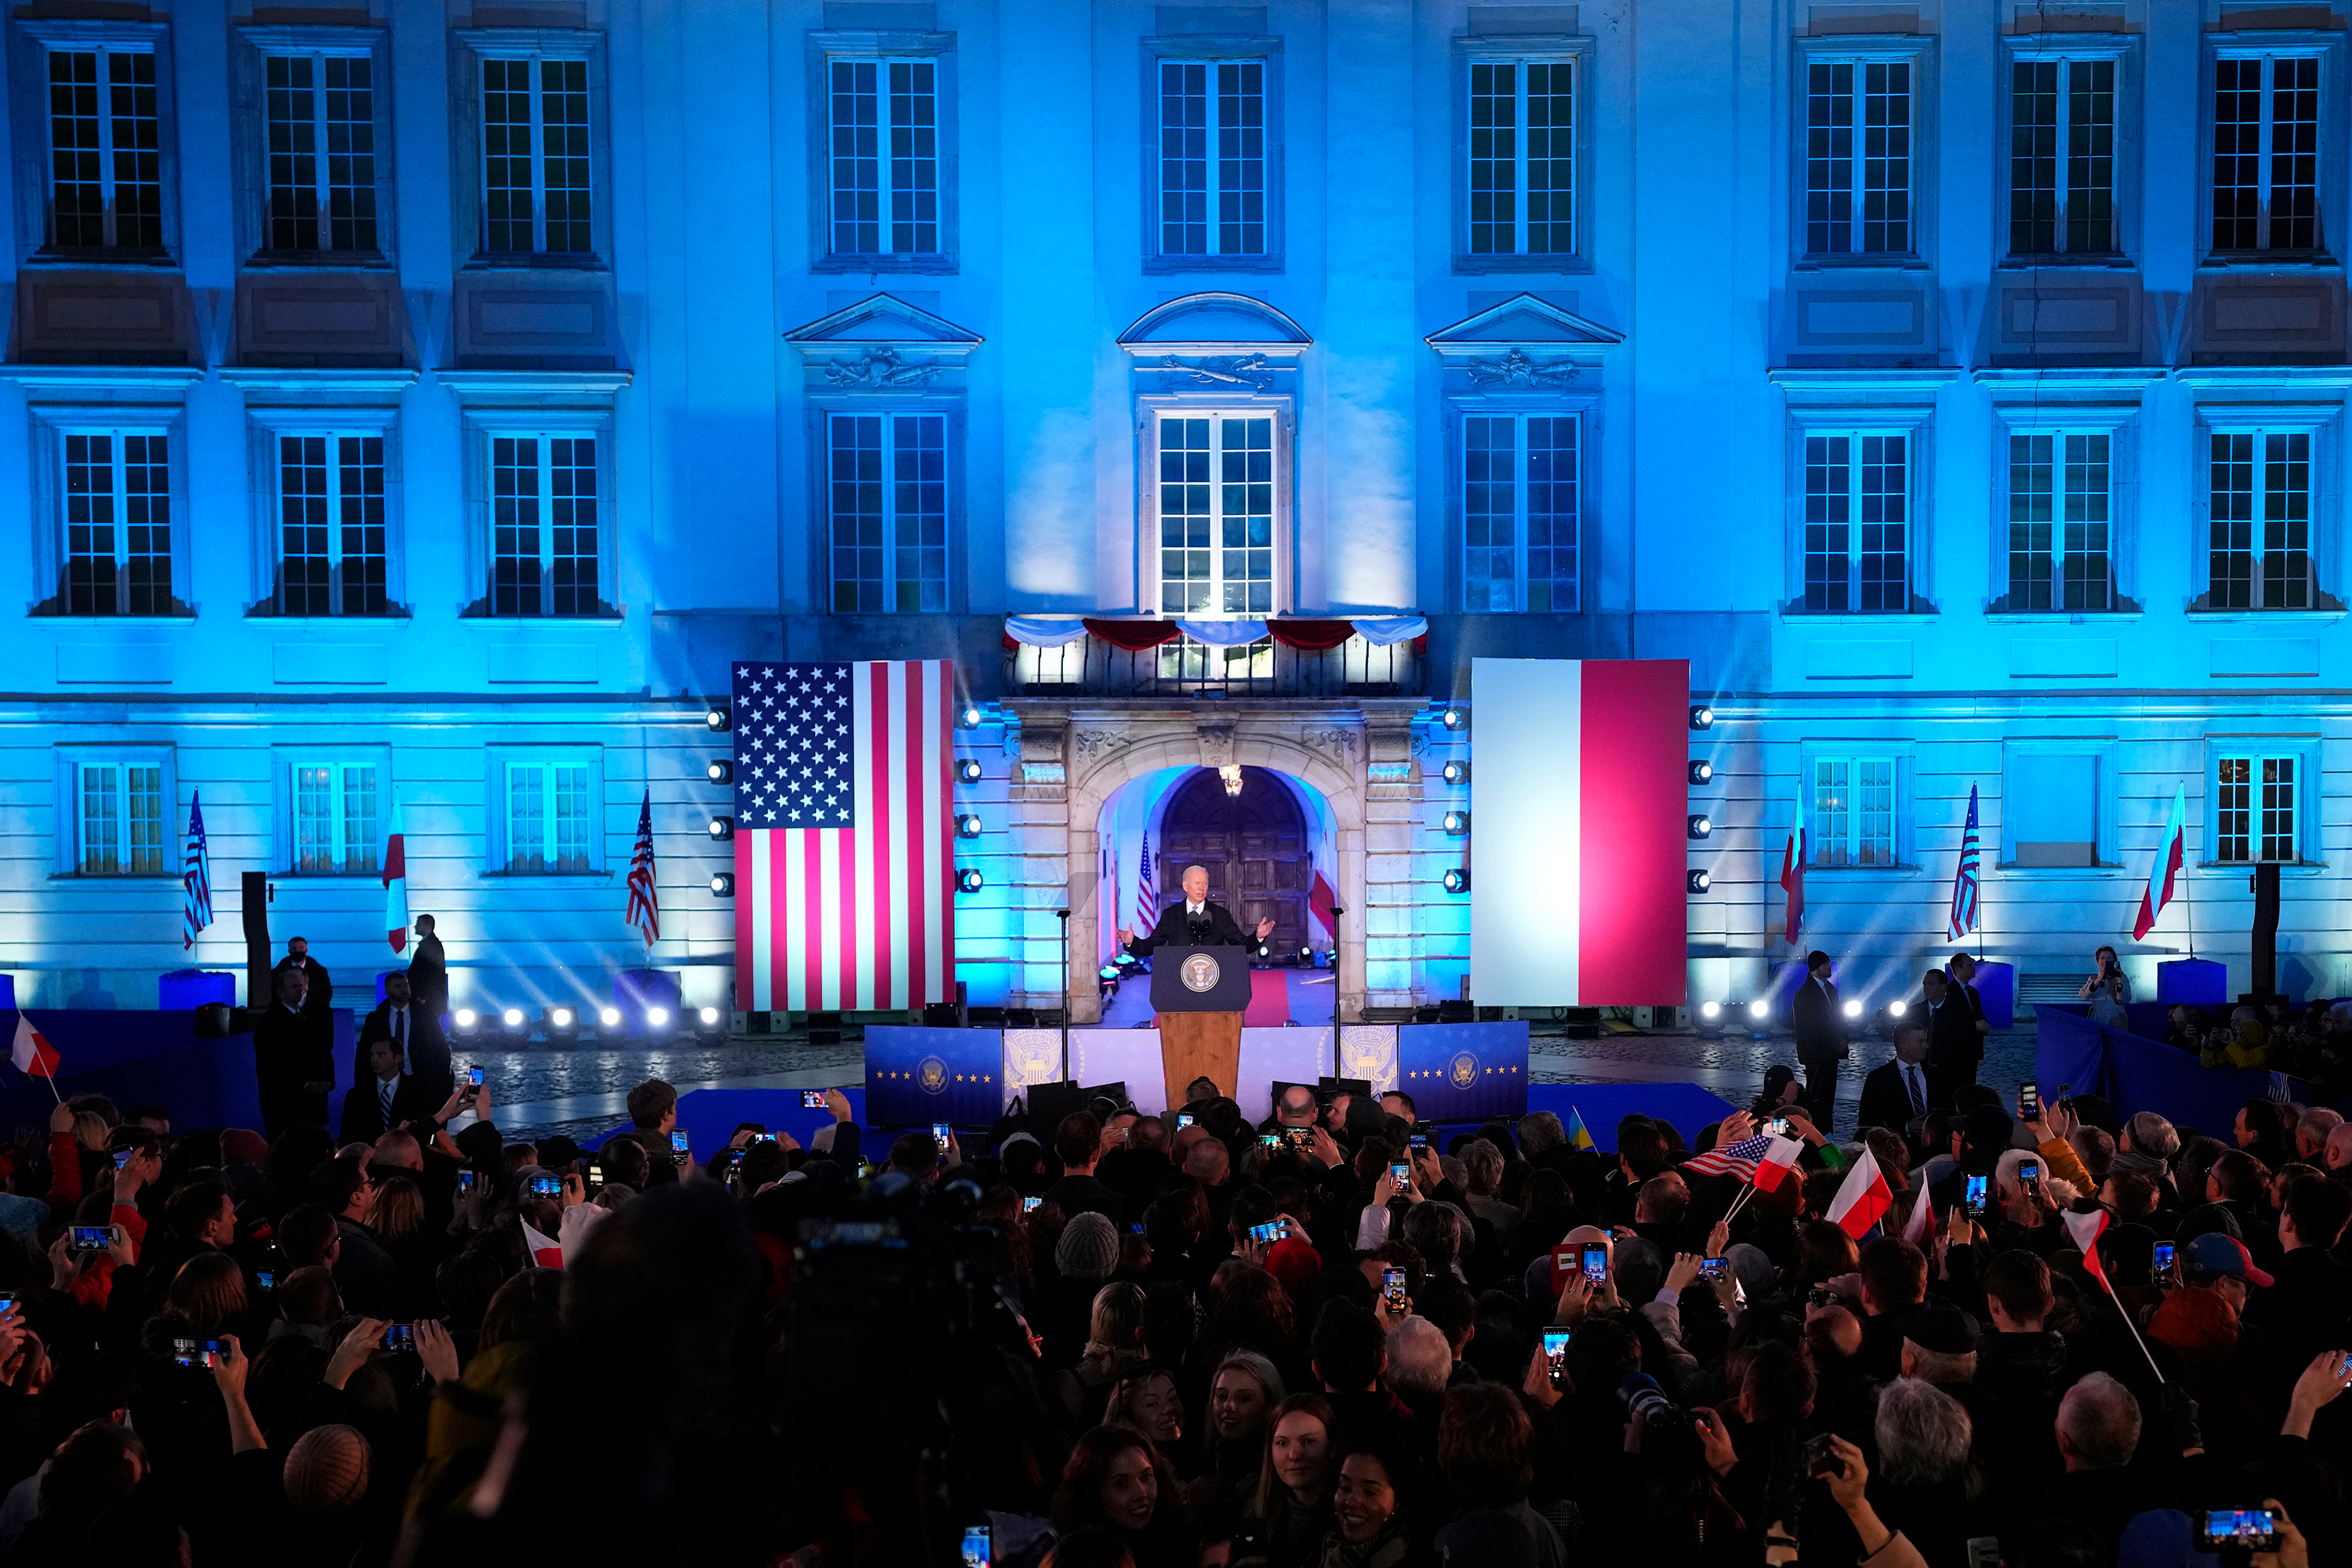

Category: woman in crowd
[1236, 1393, 1338, 1568]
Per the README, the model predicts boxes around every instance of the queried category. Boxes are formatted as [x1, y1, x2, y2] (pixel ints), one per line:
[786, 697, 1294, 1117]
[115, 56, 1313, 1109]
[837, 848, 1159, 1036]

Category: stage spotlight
[597, 1005, 624, 1036]
[706, 705, 731, 731]
[707, 760, 733, 784]
[956, 813, 982, 838]
[1298, 945, 1313, 963]
[1887, 999, 1908, 1018]
[957, 868, 985, 893]
[1687, 815, 1711, 838]
[500, 1007, 528, 1038]
[1442, 867, 1469, 894]
[1690, 705, 1714, 730]
[709, 816, 735, 840]
[453, 1007, 480, 1038]
[1443, 810, 1470, 836]
[644, 1006, 673, 1032]
[956, 704, 983, 728]
[1441, 707, 1466, 731]
[1842, 998, 1864, 1018]
[1700, 1000, 1722, 1019]
[956, 759, 983, 783]
[1688, 869, 1711, 893]
[710, 872, 735, 895]
[546, 1006, 579, 1042]
[1747, 999, 1769, 1020]
[1688, 760, 1712, 784]
[1441, 760, 1469, 786]
[695, 1006, 725, 1040]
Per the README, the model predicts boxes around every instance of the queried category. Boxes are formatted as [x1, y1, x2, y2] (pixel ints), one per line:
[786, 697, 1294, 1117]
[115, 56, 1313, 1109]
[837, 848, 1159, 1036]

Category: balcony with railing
[1007, 633, 1423, 699]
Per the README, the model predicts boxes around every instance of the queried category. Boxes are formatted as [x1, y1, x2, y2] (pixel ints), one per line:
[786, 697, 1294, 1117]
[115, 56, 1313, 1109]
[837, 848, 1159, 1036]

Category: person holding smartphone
[2078, 945, 2132, 1026]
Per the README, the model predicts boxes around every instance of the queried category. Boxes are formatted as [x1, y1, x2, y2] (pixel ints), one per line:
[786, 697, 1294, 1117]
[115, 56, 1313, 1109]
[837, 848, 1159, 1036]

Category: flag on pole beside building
[1948, 783, 1981, 941]
[382, 803, 409, 954]
[1780, 793, 1808, 944]
[2132, 785, 2189, 941]
[181, 793, 212, 951]
[1135, 833, 1156, 935]
[731, 661, 954, 1012]
[625, 791, 659, 946]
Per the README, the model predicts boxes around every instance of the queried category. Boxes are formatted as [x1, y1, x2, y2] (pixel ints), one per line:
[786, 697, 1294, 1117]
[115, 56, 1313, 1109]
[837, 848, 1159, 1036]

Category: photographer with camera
[2078, 945, 2132, 1026]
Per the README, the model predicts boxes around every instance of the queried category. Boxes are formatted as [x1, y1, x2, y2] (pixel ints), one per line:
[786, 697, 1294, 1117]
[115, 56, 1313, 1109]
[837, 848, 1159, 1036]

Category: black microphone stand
[1329, 905, 1345, 1079]
[1054, 908, 1071, 1084]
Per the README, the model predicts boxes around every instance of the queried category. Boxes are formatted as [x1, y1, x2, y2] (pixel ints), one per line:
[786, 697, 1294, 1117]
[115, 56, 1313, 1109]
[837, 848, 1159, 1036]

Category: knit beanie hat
[1055, 1211, 1122, 1280]
[283, 1423, 370, 1514]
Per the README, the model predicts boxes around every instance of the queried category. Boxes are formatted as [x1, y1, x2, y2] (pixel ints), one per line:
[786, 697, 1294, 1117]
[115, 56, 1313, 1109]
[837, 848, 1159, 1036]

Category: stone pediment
[1425, 293, 1621, 388]
[784, 293, 982, 392]
[1117, 292, 1313, 352]
[782, 292, 983, 347]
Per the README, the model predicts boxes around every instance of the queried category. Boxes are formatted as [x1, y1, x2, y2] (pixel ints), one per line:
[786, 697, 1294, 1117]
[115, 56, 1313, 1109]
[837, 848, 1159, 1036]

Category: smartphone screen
[1388, 1162, 1410, 1187]
[960, 1525, 992, 1568]
[111, 1148, 131, 1169]
[1765, 1117, 1790, 1138]
[1581, 1243, 1610, 1283]
[71, 1225, 111, 1252]
[2202, 1510, 2278, 1549]
[931, 1123, 952, 1151]
[802, 1090, 826, 1109]
[1381, 1267, 1407, 1308]
[1176, 1112, 1194, 1129]
[1541, 1327, 1571, 1385]
[1698, 1258, 1728, 1281]
[457, 1171, 477, 1193]
[2018, 1083, 2040, 1120]
[1409, 1131, 1428, 1151]
[2018, 1158, 2042, 1189]
[1963, 1174, 1988, 1216]
[468, 1066, 485, 1087]
[1284, 1126, 1312, 1149]
[1022, 1196, 1041, 1213]
[381, 1323, 414, 1352]
[1261, 1132, 1280, 1149]
[2154, 1240, 2176, 1274]
[669, 1131, 690, 1152]
[254, 1271, 275, 1292]
[531, 1176, 561, 1197]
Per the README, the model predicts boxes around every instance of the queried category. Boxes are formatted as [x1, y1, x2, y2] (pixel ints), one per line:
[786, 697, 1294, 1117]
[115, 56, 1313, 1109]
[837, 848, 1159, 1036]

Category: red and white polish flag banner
[1468, 659, 1691, 1007]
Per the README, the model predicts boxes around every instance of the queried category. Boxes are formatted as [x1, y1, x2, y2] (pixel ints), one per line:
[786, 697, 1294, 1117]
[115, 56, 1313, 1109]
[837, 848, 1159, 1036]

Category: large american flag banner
[731, 661, 953, 1011]
[1947, 782, 1981, 942]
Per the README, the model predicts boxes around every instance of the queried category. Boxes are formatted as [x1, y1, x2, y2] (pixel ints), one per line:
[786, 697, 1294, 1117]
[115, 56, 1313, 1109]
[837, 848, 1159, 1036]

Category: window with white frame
[503, 757, 593, 873]
[1462, 412, 1578, 612]
[2216, 753, 2299, 862]
[829, 57, 938, 259]
[1468, 56, 1574, 257]
[2010, 55, 2116, 255]
[262, 49, 378, 254]
[1812, 756, 1896, 868]
[1156, 411, 1275, 615]
[479, 52, 591, 254]
[60, 429, 172, 615]
[828, 412, 946, 613]
[1805, 56, 1912, 256]
[74, 759, 166, 875]
[1158, 59, 1266, 258]
[2008, 430, 2112, 611]
[291, 760, 379, 874]
[43, 42, 162, 251]
[2212, 51, 2322, 253]
[2207, 427, 2314, 608]
[277, 434, 388, 615]
[488, 433, 601, 616]
[1802, 430, 1910, 612]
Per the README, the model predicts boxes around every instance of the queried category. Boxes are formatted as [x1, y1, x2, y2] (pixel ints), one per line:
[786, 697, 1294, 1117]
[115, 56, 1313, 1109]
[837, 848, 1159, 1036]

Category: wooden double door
[1155, 765, 1311, 953]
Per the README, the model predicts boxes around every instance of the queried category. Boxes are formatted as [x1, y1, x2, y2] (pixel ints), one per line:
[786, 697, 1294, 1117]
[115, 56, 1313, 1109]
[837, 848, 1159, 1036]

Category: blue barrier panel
[1525, 1082, 1740, 1153]
[1974, 962, 2016, 1029]
[158, 971, 235, 1011]
[1398, 1022, 1530, 1123]
[2158, 960, 2229, 1006]
[577, 1087, 873, 1164]
[2034, 1006, 2300, 1131]
[1, 1008, 349, 1134]
[866, 1025, 1006, 1127]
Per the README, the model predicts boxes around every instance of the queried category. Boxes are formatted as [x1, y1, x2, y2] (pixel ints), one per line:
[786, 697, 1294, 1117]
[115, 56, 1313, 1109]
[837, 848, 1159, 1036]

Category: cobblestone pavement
[488, 1024, 2038, 1142]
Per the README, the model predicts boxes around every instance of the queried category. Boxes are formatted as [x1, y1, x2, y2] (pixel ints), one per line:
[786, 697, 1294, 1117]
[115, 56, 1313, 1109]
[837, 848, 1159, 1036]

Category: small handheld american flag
[1682, 1131, 1776, 1182]
[625, 791, 659, 946]
[1948, 782, 1980, 942]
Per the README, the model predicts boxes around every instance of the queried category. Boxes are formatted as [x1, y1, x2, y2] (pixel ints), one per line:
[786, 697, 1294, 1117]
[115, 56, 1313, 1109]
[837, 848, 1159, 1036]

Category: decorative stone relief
[1196, 720, 1236, 769]
[823, 346, 944, 388]
[1464, 348, 1578, 387]
[1155, 352, 1276, 392]
[1074, 728, 1129, 760]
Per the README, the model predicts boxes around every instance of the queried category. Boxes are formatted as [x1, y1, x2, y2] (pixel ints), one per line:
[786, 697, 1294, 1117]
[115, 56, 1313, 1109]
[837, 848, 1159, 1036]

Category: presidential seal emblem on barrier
[1180, 953, 1222, 993]
[1449, 1051, 1479, 1090]
[917, 1055, 950, 1094]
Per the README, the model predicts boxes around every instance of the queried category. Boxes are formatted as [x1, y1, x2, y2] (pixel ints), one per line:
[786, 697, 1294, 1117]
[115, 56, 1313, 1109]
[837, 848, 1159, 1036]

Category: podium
[1149, 946, 1252, 1113]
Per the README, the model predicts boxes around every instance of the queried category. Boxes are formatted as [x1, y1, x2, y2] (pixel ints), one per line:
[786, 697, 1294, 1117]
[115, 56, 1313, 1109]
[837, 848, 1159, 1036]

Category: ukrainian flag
[1566, 1106, 1595, 1152]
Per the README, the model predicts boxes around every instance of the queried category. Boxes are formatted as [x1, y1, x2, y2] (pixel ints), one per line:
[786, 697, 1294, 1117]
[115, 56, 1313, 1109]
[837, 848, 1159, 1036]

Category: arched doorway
[1156, 766, 1309, 950]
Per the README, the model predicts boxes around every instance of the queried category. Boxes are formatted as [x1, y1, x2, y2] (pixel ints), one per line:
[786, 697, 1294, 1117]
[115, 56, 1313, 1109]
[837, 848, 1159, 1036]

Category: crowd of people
[0, 935, 2341, 1566]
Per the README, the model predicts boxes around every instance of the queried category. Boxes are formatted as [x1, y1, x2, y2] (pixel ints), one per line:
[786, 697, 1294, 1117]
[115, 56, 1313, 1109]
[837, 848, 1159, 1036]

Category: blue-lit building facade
[0, 0, 2345, 1024]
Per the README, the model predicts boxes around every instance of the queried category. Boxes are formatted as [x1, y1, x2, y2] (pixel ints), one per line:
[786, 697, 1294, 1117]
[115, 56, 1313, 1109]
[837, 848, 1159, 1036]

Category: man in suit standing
[272, 936, 333, 1017]
[254, 964, 335, 1136]
[407, 914, 448, 1016]
[1937, 953, 1992, 1087]
[339, 1035, 442, 1145]
[356, 971, 452, 1105]
[1858, 1023, 1939, 1138]
[1791, 949, 1849, 1118]
[1116, 863, 1277, 1117]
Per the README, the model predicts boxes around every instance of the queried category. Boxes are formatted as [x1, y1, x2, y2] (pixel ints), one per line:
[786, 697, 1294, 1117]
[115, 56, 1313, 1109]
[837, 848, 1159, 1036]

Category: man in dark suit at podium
[1791, 949, 1849, 1117]
[1117, 863, 1276, 1114]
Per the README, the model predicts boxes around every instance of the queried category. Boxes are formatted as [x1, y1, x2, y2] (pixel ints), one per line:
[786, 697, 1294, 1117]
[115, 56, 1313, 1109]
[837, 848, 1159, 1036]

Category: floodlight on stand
[644, 1006, 673, 1033]
[956, 759, 983, 784]
[1688, 869, 1711, 893]
[597, 1005, 624, 1036]
[706, 760, 732, 784]
[956, 813, 982, 839]
[1442, 867, 1470, 894]
[1842, 998, 1864, 1018]
[1887, 999, 1909, 1018]
[1747, 999, 1769, 1020]
[1688, 760, 1712, 784]
[1690, 705, 1714, 730]
[708, 816, 735, 840]
[545, 1006, 579, 1041]
[695, 1006, 725, 1040]
[1443, 810, 1470, 836]
[453, 1008, 481, 1038]
[1298, 945, 1313, 963]
[500, 1007, 529, 1038]
[1700, 1000, 1722, 1020]
[1441, 759, 1469, 786]
[705, 705, 731, 732]
[957, 868, 984, 894]
[710, 872, 735, 896]
[1687, 815, 1712, 839]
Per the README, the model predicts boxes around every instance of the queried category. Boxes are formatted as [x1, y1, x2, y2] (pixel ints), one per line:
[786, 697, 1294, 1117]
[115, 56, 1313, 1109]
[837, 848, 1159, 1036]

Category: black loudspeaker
[969, 1006, 1006, 1028]
[194, 1003, 233, 1039]
[1436, 1000, 1475, 1024]
[241, 871, 270, 1007]
[1316, 1076, 1373, 1100]
[1026, 1080, 1085, 1138]
[921, 1003, 961, 1027]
